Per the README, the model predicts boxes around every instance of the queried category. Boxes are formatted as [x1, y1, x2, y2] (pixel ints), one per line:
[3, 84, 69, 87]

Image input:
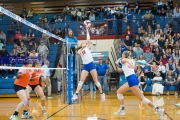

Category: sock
[75, 93, 78, 95]
[120, 105, 125, 110]
[154, 106, 159, 111]
[13, 111, 19, 116]
[100, 92, 103, 94]
[42, 106, 45, 110]
[23, 110, 28, 115]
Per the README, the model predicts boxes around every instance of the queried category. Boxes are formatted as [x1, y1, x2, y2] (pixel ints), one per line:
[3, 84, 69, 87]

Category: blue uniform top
[65, 36, 78, 48]
[127, 12, 134, 22]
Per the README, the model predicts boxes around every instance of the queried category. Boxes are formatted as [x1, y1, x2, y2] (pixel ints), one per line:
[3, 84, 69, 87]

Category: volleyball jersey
[121, 59, 135, 77]
[78, 47, 94, 64]
[29, 70, 42, 85]
[14, 66, 32, 87]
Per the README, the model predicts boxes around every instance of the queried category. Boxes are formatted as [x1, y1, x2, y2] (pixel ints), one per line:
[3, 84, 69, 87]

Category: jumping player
[114, 51, 164, 119]
[26, 61, 47, 115]
[10, 61, 34, 120]
[72, 28, 105, 101]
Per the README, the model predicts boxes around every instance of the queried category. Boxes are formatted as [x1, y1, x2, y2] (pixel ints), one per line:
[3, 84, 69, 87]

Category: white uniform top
[78, 47, 94, 64]
[121, 59, 135, 77]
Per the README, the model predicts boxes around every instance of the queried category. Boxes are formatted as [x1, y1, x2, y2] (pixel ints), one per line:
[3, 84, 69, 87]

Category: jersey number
[82, 50, 86, 55]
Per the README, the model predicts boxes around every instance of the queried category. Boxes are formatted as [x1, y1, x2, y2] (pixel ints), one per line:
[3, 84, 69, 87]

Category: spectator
[0, 31, 6, 45]
[166, 7, 172, 18]
[143, 42, 152, 53]
[158, 32, 166, 48]
[15, 36, 24, 46]
[77, 9, 82, 21]
[149, 34, 158, 46]
[143, 48, 154, 64]
[10, 48, 18, 56]
[30, 35, 36, 43]
[133, 44, 143, 59]
[124, 35, 132, 50]
[89, 11, 95, 21]
[155, 24, 162, 35]
[136, 65, 146, 92]
[159, 8, 166, 18]
[115, 11, 124, 35]
[96, 58, 109, 94]
[139, 16, 147, 30]
[40, 51, 47, 65]
[17, 42, 27, 56]
[151, 3, 158, 15]
[167, 28, 174, 37]
[27, 41, 36, 55]
[152, 72, 164, 95]
[172, 49, 180, 63]
[71, 8, 77, 21]
[168, 0, 174, 11]
[27, 8, 34, 18]
[134, 1, 141, 14]
[165, 70, 178, 95]
[149, 15, 156, 30]
[40, 34, 50, 49]
[55, 28, 63, 44]
[163, 42, 172, 54]
[62, 4, 69, 17]
[21, 7, 27, 19]
[15, 21, 21, 32]
[29, 49, 38, 57]
[125, 26, 133, 38]
[89, 24, 96, 36]
[125, 9, 136, 28]
[0, 40, 4, 50]
[104, 11, 113, 34]
[55, 15, 63, 22]
[173, 8, 180, 18]
[153, 47, 162, 65]
[166, 58, 176, 73]
[120, 41, 127, 56]
[157, 1, 163, 11]
[147, 25, 153, 36]
[8, 21, 16, 35]
[158, 61, 166, 80]
[134, 35, 143, 46]
[151, 62, 159, 78]
[41, 60, 53, 99]
[124, 2, 130, 14]
[42, 14, 48, 23]
[155, 29, 161, 39]
[82, 9, 88, 21]
[24, 29, 34, 42]
[50, 14, 56, 23]
[161, 54, 168, 65]
[174, 33, 180, 44]
[164, 24, 169, 34]
[50, 25, 56, 34]
[143, 32, 150, 43]
[14, 30, 23, 42]
[166, 35, 174, 49]
[37, 41, 49, 55]
[137, 55, 146, 68]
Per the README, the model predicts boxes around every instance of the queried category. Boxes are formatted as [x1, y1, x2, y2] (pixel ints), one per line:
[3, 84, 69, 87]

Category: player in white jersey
[72, 28, 105, 102]
[114, 51, 165, 119]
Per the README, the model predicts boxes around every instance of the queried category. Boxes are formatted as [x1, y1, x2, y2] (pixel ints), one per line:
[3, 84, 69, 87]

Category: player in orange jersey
[26, 61, 47, 115]
[10, 61, 34, 120]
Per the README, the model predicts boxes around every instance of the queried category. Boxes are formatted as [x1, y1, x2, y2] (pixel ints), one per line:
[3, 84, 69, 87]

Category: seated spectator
[62, 4, 69, 17]
[143, 65, 151, 80]
[159, 8, 166, 18]
[90, 24, 96, 36]
[55, 15, 63, 22]
[0, 46, 8, 56]
[27, 8, 34, 18]
[0, 40, 4, 50]
[152, 72, 164, 95]
[56, 28, 63, 44]
[136, 65, 146, 92]
[89, 11, 95, 21]
[153, 47, 162, 65]
[149, 34, 158, 46]
[166, 7, 172, 18]
[17, 42, 27, 56]
[27, 41, 36, 55]
[50, 25, 56, 34]
[139, 16, 147, 30]
[155, 24, 162, 35]
[158, 32, 166, 48]
[164, 24, 169, 34]
[14, 30, 23, 42]
[40, 51, 47, 65]
[10, 48, 18, 56]
[44, 22, 50, 31]
[15, 36, 24, 46]
[133, 44, 143, 59]
[21, 7, 27, 19]
[166, 58, 176, 73]
[50, 14, 56, 23]
[71, 8, 77, 21]
[167, 28, 174, 37]
[172, 49, 180, 63]
[163, 42, 173, 53]
[134, 1, 141, 14]
[40, 34, 50, 49]
[151, 3, 158, 15]
[0, 31, 6, 45]
[143, 48, 154, 64]
[149, 15, 156, 30]
[143, 42, 152, 53]
[30, 35, 36, 43]
[29, 49, 38, 57]
[24, 29, 34, 42]
[137, 55, 146, 68]
[166, 35, 174, 49]
[77, 9, 82, 21]
[147, 25, 153, 37]
[134, 35, 143, 47]
[164, 48, 173, 60]
[161, 54, 168, 65]
[42, 14, 48, 23]
[158, 61, 166, 80]
[174, 33, 180, 44]
[125, 26, 133, 39]
[151, 62, 158, 78]
[124, 2, 130, 14]
[168, 0, 174, 11]
[155, 29, 161, 39]
[8, 21, 16, 35]
[37, 41, 49, 55]
[143, 32, 150, 43]
[173, 8, 180, 18]
[144, 11, 151, 20]
[15, 21, 21, 32]
[82, 9, 88, 21]
[124, 35, 132, 50]
[165, 70, 178, 95]
[137, 27, 145, 37]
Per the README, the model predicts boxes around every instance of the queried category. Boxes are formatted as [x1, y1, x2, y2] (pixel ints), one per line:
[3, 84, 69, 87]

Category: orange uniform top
[28, 70, 42, 85]
[14, 66, 32, 88]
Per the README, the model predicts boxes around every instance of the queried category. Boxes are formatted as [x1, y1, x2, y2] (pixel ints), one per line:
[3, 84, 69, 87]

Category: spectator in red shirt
[14, 30, 23, 41]
[161, 54, 168, 65]
[125, 26, 133, 39]
[143, 42, 152, 53]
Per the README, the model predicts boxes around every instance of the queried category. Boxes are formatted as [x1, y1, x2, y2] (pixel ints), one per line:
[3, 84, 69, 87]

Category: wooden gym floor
[0, 91, 180, 120]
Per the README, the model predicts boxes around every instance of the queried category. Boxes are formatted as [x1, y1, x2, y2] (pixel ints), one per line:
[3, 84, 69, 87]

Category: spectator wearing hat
[24, 29, 34, 42]
[143, 42, 152, 53]
[96, 58, 109, 94]
[143, 48, 154, 64]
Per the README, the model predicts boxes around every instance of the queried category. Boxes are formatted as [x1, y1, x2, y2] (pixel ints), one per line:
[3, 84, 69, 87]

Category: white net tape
[0, 66, 66, 70]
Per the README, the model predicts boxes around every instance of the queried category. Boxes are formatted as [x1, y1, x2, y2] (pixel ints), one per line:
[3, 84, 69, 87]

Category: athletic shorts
[126, 74, 139, 87]
[28, 84, 40, 91]
[14, 84, 26, 93]
[83, 61, 95, 72]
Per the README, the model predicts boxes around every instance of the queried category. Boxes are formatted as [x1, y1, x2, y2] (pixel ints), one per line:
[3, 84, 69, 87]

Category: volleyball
[83, 20, 91, 28]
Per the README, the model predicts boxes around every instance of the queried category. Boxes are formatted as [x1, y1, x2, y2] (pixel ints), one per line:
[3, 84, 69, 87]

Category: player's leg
[114, 82, 130, 115]
[72, 70, 89, 100]
[34, 85, 47, 115]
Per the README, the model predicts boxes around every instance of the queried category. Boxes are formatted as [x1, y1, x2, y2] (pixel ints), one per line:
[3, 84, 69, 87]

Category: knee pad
[41, 96, 46, 100]
[78, 81, 83, 87]
[21, 101, 28, 106]
[95, 81, 101, 87]
[117, 94, 124, 100]
[142, 97, 150, 105]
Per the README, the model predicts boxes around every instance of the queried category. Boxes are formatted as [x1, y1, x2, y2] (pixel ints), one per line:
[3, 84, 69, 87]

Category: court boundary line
[46, 91, 90, 120]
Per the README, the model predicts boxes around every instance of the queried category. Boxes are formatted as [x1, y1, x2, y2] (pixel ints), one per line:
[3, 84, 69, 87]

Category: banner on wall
[77, 22, 108, 36]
